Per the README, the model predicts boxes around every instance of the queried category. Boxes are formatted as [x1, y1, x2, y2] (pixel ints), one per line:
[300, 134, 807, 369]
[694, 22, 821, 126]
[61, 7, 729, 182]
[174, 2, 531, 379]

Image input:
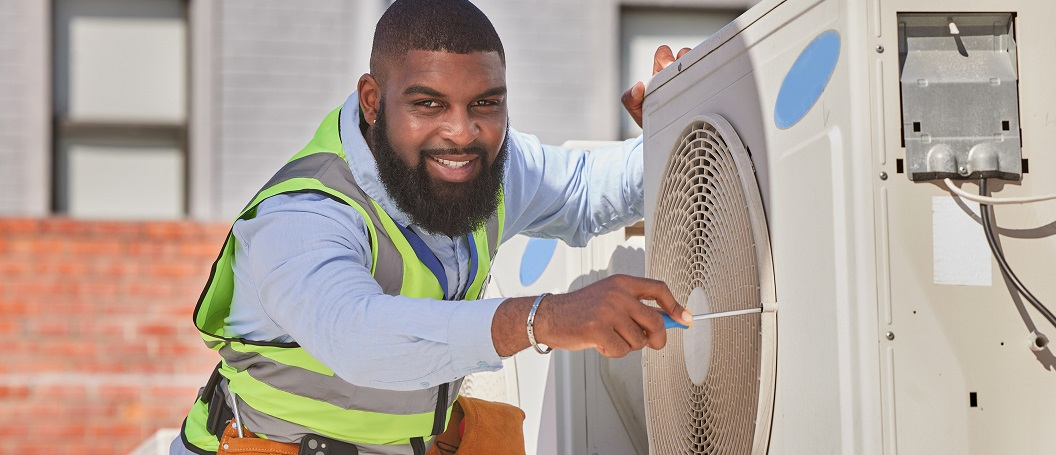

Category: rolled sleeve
[502, 130, 645, 246]
[449, 297, 506, 373]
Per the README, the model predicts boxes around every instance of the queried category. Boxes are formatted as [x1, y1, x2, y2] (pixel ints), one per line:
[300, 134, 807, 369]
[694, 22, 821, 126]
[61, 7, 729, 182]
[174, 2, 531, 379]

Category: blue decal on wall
[774, 30, 841, 130]
[520, 238, 558, 286]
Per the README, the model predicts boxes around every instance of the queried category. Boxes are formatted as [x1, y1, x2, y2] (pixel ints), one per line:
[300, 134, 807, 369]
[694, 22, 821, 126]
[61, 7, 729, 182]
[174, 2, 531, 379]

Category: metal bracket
[898, 13, 1022, 181]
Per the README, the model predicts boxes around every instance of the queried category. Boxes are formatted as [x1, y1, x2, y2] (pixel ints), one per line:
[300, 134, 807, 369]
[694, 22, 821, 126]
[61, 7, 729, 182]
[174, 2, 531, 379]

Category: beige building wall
[0, 0, 49, 216]
[0, 0, 759, 221]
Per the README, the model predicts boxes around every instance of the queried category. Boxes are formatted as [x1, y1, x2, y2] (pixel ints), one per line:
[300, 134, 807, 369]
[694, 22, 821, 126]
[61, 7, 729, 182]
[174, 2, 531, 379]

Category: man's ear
[357, 73, 380, 124]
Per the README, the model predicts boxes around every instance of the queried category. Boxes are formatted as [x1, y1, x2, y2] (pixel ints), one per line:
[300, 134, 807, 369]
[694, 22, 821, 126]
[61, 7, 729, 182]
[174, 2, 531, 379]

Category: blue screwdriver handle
[661, 312, 689, 330]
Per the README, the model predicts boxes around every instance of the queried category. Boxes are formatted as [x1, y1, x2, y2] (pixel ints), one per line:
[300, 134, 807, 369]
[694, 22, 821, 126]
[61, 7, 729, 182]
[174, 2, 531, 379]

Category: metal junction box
[899, 13, 1022, 181]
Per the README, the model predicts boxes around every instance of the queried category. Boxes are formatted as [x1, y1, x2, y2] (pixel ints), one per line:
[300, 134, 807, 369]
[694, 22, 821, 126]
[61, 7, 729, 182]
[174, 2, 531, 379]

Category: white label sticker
[932, 196, 992, 286]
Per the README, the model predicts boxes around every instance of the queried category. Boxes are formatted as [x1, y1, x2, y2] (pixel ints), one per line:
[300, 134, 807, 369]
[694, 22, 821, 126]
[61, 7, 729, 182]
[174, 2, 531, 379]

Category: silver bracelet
[527, 293, 552, 354]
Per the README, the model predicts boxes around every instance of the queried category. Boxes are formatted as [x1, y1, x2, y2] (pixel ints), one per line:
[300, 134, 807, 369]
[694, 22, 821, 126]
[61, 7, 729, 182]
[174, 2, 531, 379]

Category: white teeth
[434, 157, 470, 169]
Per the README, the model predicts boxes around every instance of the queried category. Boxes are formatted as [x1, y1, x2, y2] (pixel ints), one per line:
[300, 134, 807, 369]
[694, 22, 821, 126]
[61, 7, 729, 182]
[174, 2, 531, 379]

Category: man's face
[367, 50, 509, 237]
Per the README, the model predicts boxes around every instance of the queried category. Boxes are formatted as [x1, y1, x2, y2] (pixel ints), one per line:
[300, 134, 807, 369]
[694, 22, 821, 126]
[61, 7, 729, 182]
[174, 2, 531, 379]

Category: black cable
[978, 178, 1056, 330]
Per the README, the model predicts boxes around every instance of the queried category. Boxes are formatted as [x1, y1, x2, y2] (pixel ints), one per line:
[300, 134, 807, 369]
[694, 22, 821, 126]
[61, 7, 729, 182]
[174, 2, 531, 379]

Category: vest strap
[202, 362, 232, 439]
[200, 361, 223, 410]
[206, 382, 234, 440]
[431, 382, 451, 436]
[410, 437, 426, 455]
[395, 223, 452, 298]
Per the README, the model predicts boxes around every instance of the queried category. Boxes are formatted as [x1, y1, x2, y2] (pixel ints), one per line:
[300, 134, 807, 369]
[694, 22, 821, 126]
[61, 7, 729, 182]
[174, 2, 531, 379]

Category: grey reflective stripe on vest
[217, 378, 448, 455]
[259, 152, 403, 295]
[219, 344, 460, 414]
[485, 211, 500, 259]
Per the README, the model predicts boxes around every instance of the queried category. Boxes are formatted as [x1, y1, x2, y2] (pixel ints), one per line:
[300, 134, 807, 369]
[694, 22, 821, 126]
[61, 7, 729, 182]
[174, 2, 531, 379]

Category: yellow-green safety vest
[179, 107, 504, 455]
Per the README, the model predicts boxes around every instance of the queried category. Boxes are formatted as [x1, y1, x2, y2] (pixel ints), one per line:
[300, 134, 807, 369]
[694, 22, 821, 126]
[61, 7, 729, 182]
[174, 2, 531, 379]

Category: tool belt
[216, 419, 368, 455]
[201, 365, 362, 455]
[201, 365, 526, 454]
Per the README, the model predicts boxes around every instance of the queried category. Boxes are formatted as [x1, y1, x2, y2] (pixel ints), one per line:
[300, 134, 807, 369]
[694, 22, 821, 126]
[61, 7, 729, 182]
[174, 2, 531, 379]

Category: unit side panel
[872, 1, 1056, 454]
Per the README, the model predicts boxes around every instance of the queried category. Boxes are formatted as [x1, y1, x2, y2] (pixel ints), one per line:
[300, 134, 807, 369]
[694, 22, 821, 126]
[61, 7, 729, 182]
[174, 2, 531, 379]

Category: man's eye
[473, 99, 500, 107]
[417, 100, 440, 108]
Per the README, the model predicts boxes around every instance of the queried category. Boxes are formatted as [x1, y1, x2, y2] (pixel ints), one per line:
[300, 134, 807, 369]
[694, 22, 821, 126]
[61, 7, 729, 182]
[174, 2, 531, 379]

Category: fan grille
[645, 117, 769, 454]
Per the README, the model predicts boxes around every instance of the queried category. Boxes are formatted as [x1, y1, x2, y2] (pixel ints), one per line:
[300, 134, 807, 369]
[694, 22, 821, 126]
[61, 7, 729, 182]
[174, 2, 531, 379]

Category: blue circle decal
[519, 238, 558, 287]
[774, 30, 841, 130]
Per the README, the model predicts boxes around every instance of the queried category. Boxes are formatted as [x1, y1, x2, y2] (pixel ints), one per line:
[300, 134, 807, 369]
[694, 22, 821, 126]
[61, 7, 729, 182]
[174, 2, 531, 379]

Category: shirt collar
[339, 92, 416, 228]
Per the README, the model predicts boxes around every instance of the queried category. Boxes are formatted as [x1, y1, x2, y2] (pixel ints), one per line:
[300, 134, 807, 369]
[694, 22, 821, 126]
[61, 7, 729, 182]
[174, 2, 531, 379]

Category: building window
[620, 7, 741, 138]
[53, 0, 188, 219]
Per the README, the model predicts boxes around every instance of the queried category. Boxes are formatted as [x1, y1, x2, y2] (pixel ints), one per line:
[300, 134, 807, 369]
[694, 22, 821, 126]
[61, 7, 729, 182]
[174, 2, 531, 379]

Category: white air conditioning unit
[642, 0, 1056, 453]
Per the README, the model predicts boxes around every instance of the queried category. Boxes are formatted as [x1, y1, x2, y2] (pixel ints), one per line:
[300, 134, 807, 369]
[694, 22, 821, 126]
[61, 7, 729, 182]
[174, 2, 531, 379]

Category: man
[173, 1, 691, 454]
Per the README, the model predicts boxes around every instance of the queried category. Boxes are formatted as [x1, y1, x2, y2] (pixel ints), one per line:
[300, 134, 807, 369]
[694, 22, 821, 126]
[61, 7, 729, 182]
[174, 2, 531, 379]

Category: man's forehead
[385, 49, 505, 91]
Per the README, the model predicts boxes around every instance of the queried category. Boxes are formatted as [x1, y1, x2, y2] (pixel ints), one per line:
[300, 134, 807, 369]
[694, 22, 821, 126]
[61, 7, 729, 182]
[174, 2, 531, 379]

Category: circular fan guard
[644, 115, 776, 454]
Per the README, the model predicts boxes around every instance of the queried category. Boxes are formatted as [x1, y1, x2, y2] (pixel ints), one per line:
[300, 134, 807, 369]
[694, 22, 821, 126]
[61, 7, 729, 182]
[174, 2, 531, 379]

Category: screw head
[958, 166, 969, 176]
[876, 44, 885, 53]
[879, 171, 888, 180]
[677, 62, 682, 71]
[885, 331, 895, 340]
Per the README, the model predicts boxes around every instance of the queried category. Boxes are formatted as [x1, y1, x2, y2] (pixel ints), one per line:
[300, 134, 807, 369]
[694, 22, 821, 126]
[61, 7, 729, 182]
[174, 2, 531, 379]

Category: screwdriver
[660, 307, 762, 329]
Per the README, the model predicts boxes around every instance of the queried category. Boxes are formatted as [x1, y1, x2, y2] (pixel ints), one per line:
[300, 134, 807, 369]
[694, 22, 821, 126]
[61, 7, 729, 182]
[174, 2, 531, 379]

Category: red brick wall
[0, 218, 229, 454]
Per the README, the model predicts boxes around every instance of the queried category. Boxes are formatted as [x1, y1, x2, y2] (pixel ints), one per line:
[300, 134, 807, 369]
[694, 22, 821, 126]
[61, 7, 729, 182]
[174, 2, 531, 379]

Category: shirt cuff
[447, 297, 506, 375]
[626, 135, 646, 217]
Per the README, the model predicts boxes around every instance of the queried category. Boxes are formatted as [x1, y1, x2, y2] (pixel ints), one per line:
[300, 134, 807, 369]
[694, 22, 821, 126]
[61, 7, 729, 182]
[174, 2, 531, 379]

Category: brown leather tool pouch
[427, 396, 526, 455]
[215, 420, 299, 455]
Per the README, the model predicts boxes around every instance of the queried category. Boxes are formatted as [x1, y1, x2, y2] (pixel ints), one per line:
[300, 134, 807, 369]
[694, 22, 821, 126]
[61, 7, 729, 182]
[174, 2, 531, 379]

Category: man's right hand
[491, 275, 690, 358]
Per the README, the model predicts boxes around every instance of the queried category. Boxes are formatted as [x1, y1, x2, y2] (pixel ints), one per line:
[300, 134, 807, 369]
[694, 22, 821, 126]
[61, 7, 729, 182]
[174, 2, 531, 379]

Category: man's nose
[440, 108, 478, 147]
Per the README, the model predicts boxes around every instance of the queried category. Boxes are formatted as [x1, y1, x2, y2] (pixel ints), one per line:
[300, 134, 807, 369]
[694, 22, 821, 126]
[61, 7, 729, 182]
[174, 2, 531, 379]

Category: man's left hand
[621, 45, 692, 128]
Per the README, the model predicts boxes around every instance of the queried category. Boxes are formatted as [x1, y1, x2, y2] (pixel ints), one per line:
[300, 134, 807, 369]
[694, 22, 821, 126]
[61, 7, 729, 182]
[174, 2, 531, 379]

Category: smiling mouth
[433, 156, 471, 169]
[425, 154, 481, 183]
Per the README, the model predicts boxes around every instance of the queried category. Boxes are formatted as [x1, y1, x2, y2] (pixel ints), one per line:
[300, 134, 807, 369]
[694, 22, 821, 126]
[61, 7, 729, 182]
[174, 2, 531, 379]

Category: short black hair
[370, 0, 505, 79]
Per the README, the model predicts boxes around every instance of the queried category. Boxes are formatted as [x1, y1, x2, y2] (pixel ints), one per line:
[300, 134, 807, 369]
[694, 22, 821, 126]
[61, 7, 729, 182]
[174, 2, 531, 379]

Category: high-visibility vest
[179, 107, 504, 455]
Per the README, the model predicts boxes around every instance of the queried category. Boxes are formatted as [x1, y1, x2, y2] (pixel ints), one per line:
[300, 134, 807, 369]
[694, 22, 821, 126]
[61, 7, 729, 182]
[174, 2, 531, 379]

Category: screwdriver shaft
[692, 307, 762, 320]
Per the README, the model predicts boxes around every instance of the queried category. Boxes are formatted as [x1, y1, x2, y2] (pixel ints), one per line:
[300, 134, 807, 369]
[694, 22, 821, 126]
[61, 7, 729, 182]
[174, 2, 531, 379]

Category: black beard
[369, 105, 508, 237]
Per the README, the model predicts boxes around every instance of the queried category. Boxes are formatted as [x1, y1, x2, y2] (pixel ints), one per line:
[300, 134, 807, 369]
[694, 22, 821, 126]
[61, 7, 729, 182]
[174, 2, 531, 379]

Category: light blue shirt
[225, 93, 645, 391]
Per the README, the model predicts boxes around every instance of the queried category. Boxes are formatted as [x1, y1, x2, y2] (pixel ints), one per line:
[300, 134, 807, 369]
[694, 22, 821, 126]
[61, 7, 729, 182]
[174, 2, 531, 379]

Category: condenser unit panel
[642, 0, 1056, 453]
[874, 1, 1056, 453]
